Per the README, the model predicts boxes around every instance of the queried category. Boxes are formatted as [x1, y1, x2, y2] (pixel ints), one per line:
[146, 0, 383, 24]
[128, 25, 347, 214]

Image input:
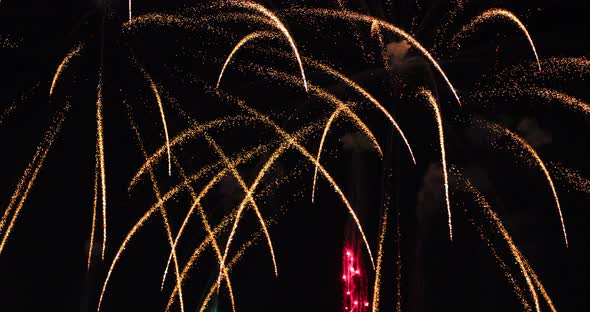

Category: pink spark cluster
[342, 243, 369, 311]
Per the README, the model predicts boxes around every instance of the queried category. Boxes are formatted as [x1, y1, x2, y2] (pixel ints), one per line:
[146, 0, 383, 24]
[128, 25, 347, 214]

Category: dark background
[0, 1, 588, 311]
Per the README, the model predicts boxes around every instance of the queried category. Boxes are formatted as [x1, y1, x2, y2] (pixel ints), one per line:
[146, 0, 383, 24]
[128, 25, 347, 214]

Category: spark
[418, 88, 453, 241]
[198, 233, 262, 312]
[371, 203, 389, 312]
[87, 152, 99, 270]
[97, 128, 275, 312]
[456, 9, 542, 72]
[0, 103, 70, 254]
[229, 0, 308, 92]
[287, 8, 462, 107]
[455, 169, 558, 312]
[204, 135, 278, 277]
[137, 65, 173, 176]
[49, 45, 82, 96]
[216, 97, 375, 281]
[96, 74, 108, 260]
[483, 120, 568, 247]
[550, 162, 590, 197]
[525, 87, 590, 116]
[312, 107, 343, 203]
[127, 107, 186, 312]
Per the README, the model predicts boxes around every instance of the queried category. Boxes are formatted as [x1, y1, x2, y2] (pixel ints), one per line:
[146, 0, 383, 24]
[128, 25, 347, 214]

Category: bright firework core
[342, 242, 369, 311]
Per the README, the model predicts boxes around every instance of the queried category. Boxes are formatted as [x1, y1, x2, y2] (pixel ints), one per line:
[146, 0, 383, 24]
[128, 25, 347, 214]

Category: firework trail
[165, 208, 238, 312]
[215, 97, 375, 286]
[550, 162, 590, 197]
[525, 87, 590, 116]
[126, 107, 186, 312]
[417, 88, 453, 241]
[96, 74, 108, 260]
[313, 107, 343, 203]
[164, 165, 296, 312]
[204, 135, 278, 277]
[215, 57, 384, 158]
[216, 31, 273, 89]
[0, 103, 70, 254]
[49, 45, 82, 97]
[481, 119, 568, 247]
[97, 126, 274, 312]
[228, 1, 308, 92]
[129, 0, 132, 21]
[454, 8, 542, 72]
[129, 116, 254, 190]
[87, 151, 99, 270]
[463, 194, 533, 311]
[371, 203, 389, 312]
[198, 232, 263, 312]
[454, 168, 557, 312]
[287, 8, 462, 107]
[135, 63, 173, 176]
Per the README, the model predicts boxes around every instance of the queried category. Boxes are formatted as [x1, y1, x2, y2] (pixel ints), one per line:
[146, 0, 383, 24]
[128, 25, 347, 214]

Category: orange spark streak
[371, 203, 389, 312]
[287, 8, 462, 107]
[0, 103, 70, 254]
[484, 121, 568, 247]
[49, 45, 82, 96]
[97, 75, 108, 260]
[456, 171, 559, 312]
[230, 1, 308, 92]
[127, 110, 186, 312]
[205, 135, 277, 276]
[312, 107, 343, 203]
[216, 99, 375, 285]
[457, 9, 542, 72]
[87, 153, 99, 270]
[418, 88, 453, 241]
[216, 31, 272, 89]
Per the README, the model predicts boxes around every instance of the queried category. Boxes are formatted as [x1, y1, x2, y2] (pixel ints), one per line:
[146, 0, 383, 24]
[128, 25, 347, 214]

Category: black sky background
[0, 1, 589, 311]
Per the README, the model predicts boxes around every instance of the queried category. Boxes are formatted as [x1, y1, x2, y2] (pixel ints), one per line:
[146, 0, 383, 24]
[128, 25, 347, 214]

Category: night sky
[0, 1, 589, 311]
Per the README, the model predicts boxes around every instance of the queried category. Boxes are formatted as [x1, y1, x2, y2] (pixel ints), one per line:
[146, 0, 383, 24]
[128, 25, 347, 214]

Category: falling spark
[483, 120, 568, 247]
[216, 31, 273, 89]
[165, 208, 238, 312]
[312, 107, 343, 203]
[49, 45, 82, 96]
[216, 98, 375, 280]
[96, 74, 108, 260]
[455, 169, 558, 312]
[198, 233, 262, 312]
[230, 0, 309, 92]
[129, 116, 251, 190]
[287, 8, 462, 107]
[242, 66, 383, 157]
[371, 203, 389, 312]
[0, 103, 70, 254]
[525, 87, 590, 116]
[418, 88, 453, 241]
[97, 135, 273, 312]
[204, 135, 278, 277]
[550, 162, 590, 197]
[456, 9, 542, 72]
[87, 153, 99, 270]
[309, 61, 415, 163]
[126, 107, 186, 312]
[138, 66, 173, 176]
